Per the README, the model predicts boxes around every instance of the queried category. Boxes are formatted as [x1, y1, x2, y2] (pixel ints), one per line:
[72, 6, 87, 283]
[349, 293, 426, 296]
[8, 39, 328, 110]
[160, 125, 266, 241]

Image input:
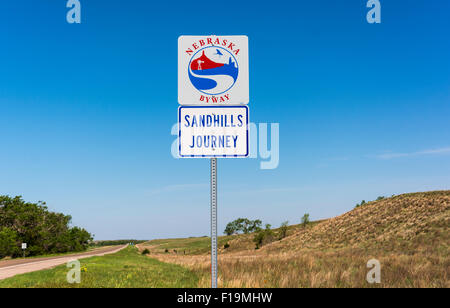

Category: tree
[248, 219, 262, 233]
[224, 218, 262, 235]
[301, 214, 310, 228]
[0, 195, 93, 258]
[253, 224, 274, 249]
[356, 200, 367, 208]
[278, 221, 289, 240]
[0, 227, 20, 258]
[224, 221, 238, 236]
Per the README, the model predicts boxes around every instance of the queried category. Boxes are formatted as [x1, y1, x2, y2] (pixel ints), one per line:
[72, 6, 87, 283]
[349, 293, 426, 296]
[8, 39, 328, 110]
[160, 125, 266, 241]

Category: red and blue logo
[188, 46, 239, 96]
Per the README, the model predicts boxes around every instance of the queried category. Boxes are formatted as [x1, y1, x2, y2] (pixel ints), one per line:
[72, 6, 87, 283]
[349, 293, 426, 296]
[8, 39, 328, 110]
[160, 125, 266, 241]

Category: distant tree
[278, 221, 289, 240]
[376, 196, 385, 201]
[248, 219, 262, 233]
[301, 214, 310, 228]
[253, 224, 274, 249]
[224, 220, 238, 236]
[224, 218, 262, 235]
[0, 227, 20, 258]
[355, 200, 367, 208]
[0, 195, 93, 258]
[237, 218, 252, 234]
[92, 240, 146, 247]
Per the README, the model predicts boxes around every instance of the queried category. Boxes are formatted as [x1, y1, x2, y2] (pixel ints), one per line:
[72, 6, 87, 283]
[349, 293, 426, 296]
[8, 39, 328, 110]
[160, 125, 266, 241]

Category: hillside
[261, 191, 449, 254]
[140, 191, 450, 287]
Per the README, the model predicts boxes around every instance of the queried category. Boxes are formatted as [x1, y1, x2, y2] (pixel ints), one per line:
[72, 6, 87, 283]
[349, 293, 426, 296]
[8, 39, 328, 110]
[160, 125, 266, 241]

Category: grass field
[139, 191, 450, 288]
[2, 190, 448, 288]
[0, 247, 198, 288]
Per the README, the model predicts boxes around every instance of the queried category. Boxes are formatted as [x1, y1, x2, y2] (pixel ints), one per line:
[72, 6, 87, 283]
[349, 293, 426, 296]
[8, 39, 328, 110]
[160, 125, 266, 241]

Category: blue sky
[1, 0, 449, 240]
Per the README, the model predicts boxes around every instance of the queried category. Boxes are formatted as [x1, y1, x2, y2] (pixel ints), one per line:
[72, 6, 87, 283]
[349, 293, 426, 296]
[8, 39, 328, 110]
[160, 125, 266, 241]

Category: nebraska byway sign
[178, 35, 249, 105]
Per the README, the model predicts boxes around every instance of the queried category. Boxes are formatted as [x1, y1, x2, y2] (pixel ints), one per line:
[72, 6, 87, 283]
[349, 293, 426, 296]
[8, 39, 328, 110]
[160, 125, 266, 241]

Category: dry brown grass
[141, 191, 450, 288]
[150, 249, 449, 288]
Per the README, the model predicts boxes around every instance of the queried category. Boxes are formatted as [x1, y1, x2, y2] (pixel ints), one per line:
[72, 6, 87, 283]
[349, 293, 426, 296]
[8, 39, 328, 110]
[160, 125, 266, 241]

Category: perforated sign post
[178, 35, 249, 288]
[22, 243, 27, 258]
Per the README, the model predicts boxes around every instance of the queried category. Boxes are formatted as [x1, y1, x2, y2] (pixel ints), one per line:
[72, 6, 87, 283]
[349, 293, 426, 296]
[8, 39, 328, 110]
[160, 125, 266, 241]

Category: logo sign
[178, 35, 249, 105]
[178, 106, 249, 158]
[22, 243, 27, 249]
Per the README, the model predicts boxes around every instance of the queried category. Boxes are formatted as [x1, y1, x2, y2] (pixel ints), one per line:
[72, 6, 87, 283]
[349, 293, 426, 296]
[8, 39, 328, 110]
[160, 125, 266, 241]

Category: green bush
[356, 200, 366, 208]
[224, 243, 230, 249]
[0, 195, 93, 258]
[301, 213, 310, 228]
[253, 224, 274, 249]
[142, 249, 150, 255]
[0, 227, 20, 258]
[278, 221, 289, 240]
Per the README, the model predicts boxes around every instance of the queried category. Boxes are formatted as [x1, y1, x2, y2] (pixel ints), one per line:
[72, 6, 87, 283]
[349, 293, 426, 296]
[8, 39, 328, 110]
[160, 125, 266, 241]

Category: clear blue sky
[1, 1, 449, 240]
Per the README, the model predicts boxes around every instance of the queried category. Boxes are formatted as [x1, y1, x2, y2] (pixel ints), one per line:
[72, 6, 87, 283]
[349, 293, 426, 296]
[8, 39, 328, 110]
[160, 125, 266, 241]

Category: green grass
[0, 247, 199, 288]
[144, 235, 235, 254]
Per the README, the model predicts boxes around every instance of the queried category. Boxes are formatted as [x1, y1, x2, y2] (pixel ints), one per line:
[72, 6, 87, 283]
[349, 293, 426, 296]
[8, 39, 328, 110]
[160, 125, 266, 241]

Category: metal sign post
[210, 158, 218, 288]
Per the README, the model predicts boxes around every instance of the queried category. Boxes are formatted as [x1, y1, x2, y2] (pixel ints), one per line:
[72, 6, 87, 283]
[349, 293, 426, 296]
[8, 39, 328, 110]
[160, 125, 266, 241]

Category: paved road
[0, 245, 127, 280]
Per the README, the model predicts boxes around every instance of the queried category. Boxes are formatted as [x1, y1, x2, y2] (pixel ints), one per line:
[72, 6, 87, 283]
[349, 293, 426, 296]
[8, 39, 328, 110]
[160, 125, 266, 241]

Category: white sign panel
[22, 243, 27, 249]
[178, 35, 249, 105]
[178, 106, 249, 158]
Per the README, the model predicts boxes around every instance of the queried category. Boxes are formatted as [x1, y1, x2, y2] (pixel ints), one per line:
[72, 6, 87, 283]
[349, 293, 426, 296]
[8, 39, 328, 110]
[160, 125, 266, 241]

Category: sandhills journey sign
[177, 35, 250, 288]
[178, 105, 249, 157]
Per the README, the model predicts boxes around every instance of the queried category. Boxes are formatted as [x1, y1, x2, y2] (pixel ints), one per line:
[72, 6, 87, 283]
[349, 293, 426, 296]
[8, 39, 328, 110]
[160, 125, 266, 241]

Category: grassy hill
[261, 191, 449, 254]
[140, 190, 450, 287]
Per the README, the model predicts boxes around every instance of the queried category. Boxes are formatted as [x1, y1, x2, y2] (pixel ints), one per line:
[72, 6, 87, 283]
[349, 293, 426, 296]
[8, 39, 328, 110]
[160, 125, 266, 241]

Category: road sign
[22, 243, 27, 249]
[178, 35, 249, 105]
[178, 106, 249, 158]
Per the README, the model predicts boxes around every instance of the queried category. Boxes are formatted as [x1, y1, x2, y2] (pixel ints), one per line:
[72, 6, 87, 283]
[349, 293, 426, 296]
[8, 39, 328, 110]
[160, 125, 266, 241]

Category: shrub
[0, 227, 20, 259]
[0, 195, 93, 258]
[141, 249, 150, 255]
[278, 221, 289, 240]
[224, 243, 230, 249]
[301, 214, 310, 228]
[253, 224, 274, 249]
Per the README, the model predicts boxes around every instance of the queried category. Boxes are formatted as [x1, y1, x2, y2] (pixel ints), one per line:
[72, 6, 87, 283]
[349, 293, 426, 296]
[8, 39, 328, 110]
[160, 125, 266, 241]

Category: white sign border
[178, 35, 249, 105]
[178, 105, 249, 158]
